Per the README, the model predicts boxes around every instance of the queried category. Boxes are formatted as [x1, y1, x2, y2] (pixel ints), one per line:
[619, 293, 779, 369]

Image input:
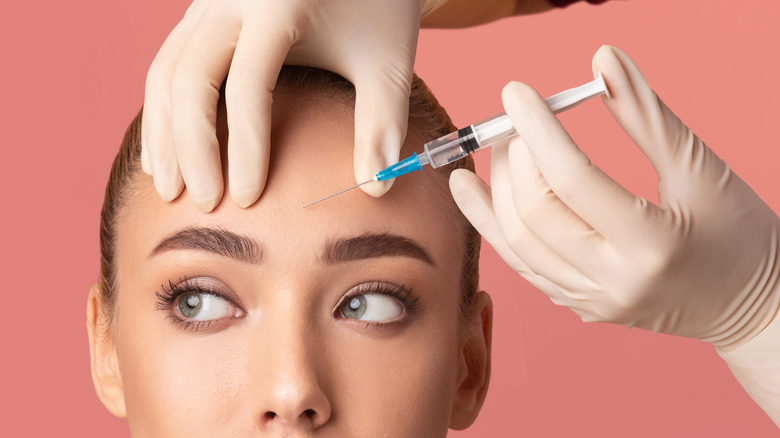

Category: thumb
[592, 45, 726, 198]
[352, 68, 412, 197]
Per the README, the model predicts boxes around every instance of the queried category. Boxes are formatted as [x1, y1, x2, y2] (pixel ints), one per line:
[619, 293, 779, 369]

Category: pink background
[3, 0, 778, 435]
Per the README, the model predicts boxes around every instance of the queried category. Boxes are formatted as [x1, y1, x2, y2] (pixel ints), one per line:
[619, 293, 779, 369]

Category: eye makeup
[155, 277, 245, 333]
[334, 281, 423, 329]
[155, 277, 424, 333]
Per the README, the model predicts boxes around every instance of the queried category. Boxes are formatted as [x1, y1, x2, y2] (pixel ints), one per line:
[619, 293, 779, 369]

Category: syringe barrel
[423, 127, 474, 168]
[423, 113, 516, 168]
[421, 75, 607, 169]
[472, 112, 515, 147]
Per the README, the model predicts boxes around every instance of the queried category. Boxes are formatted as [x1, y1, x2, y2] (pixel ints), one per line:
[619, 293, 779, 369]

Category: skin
[143, 0, 556, 210]
[87, 87, 492, 436]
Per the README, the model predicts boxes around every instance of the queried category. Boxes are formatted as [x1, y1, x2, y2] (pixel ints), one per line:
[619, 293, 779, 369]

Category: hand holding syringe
[304, 73, 610, 207]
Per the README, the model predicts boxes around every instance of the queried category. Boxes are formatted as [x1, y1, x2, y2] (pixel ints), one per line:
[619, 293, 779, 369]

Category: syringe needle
[304, 76, 608, 209]
[302, 179, 374, 208]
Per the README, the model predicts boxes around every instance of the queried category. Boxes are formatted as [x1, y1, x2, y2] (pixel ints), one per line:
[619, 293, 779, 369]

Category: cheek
[115, 301, 248, 436]
[328, 311, 462, 435]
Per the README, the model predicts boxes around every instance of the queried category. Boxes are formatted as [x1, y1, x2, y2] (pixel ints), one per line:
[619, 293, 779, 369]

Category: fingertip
[501, 81, 546, 117]
[592, 44, 618, 73]
[353, 135, 400, 198]
[448, 168, 470, 194]
[602, 45, 631, 65]
[230, 180, 264, 208]
[190, 190, 222, 213]
[181, 169, 223, 212]
[151, 154, 184, 201]
[500, 81, 523, 105]
[154, 174, 184, 203]
[591, 45, 651, 103]
[592, 44, 623, 84]
[358, 178, 393, 198]
[449, 168, 492, 218]
[449, 168, 485, 199]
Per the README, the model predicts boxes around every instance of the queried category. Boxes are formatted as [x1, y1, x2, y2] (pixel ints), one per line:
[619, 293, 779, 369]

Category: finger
[502, 81, 665, 249]
[352, 66, 413, 197]
[450, 168, 536, 277]
[225, 11, 296, 207]
[449, 167, 606, 319]
[504, 135, 613, 276]
[452, 154, 631, 325]
[348, 0, 419, 197]
[490, 143, 599, 297]
[141, 0, 208, 193]
[449, 168, 577, 305]
[144, 97, 183, 201]
[592, 45, 727, 201]
[171, 1, 242, 212]
[592, 45, 687, 178]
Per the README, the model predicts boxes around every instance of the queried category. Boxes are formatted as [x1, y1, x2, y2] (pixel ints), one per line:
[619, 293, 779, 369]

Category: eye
[339, 293, 404, 322]
[176, 292, 240, 321]
[156, 278, 246, 332]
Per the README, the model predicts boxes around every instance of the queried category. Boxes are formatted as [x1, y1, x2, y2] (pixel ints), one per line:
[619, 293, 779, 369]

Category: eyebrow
[150, 227, 262, 264]
[322, 233, 435, 267]
[150, 228, 434, 267]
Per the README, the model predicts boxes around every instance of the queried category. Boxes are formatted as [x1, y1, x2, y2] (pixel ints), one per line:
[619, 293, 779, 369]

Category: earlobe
[86, 282, 127, 418]
[449, 291, 493, 430]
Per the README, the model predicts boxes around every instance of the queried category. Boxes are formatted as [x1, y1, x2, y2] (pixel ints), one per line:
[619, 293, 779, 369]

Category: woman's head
[87, 67, 492, 437]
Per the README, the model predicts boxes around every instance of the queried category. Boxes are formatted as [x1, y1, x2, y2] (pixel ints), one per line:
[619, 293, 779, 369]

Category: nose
[260, 390, 330, 432]
[252, 319, 332, 433]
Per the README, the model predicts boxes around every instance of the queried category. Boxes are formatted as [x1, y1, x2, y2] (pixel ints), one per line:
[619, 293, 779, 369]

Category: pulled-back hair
[98, 67, 480, 326]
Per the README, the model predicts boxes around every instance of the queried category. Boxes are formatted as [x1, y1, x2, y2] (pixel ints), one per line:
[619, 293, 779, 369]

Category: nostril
[263, 409, 318, 424]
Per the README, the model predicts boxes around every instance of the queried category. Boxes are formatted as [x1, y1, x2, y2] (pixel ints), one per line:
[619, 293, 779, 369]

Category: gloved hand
[142, 0, 422, 211]
[449, 46, 780, 349]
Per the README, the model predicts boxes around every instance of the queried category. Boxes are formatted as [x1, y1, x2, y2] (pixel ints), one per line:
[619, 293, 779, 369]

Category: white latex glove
[142, 0, 422, 211]
[449, 46, 780, 422]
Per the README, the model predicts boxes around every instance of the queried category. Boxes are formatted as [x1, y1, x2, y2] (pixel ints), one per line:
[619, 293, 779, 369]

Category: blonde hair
[98, 67, 480, 324]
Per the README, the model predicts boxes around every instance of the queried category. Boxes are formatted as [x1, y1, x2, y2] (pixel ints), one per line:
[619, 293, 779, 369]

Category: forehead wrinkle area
[323, 233, 435, 267]
[149, 227, 262, 264]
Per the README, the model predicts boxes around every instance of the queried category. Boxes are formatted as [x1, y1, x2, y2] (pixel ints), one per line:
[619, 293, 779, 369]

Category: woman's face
[98, 91, 490, 436]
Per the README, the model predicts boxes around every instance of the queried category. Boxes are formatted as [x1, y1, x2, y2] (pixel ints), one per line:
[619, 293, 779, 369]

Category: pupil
[186, 295, 200, 308]
[341, 295, 367, 320]
[349, 298, 361, 310]
[179, 293, 203, 318]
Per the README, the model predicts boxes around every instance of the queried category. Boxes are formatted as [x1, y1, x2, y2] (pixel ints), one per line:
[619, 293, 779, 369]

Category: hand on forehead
[122, 78, 465, 275]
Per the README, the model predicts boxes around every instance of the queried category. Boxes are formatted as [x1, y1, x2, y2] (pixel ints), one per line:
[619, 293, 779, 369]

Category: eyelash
[155, 279, 423, 332]
[155, 278, 236, 332]
[338, 281, 423, 330]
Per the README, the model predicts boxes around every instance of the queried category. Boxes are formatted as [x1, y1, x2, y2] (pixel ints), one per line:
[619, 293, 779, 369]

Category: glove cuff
[717, 308, 780, 426]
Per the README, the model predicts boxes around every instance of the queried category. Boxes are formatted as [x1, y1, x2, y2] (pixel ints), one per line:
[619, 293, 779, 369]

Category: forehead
[119, 88, 464, 274]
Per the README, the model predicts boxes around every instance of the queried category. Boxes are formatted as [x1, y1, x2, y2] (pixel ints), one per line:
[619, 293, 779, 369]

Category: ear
[449, 291, 493, 430]
[86, 282, 127, 417]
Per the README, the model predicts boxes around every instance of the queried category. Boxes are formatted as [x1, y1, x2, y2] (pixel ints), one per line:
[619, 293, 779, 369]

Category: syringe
[303, 73, 610, 208]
